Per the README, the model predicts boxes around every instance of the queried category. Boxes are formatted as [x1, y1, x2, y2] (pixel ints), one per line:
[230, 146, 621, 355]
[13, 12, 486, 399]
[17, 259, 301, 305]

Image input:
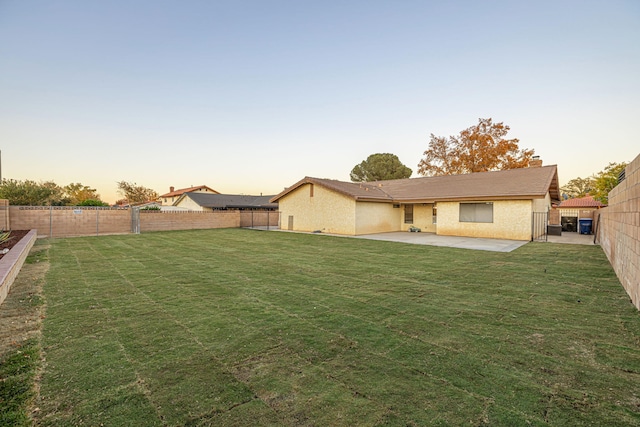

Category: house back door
[287, 215, 294, 231]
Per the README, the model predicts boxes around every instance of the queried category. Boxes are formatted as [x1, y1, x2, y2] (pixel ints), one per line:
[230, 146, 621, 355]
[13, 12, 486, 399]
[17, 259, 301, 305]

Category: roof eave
[392, 194, 549, 204]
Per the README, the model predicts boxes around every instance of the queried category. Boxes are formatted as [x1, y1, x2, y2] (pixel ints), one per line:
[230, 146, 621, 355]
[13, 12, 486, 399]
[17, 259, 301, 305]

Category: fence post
[49, 205, 53, 238]
[96, 208, 99, 236]
[131, 207, 141, 234]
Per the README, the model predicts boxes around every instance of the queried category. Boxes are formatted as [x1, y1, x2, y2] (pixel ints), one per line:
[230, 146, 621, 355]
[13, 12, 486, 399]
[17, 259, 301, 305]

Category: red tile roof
[558, 195, 606, 208]
[272, 166, 560, 203]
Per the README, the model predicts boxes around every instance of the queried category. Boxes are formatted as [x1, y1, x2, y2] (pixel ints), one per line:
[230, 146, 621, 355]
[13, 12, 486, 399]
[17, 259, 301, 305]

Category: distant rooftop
[558, 195, 606, 208]
[159, 185, 219, 198]
[184, 193, 278, 210]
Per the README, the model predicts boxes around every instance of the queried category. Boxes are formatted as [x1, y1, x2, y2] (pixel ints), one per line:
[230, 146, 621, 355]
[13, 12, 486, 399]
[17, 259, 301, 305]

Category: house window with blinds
[459, 202, 493, 223]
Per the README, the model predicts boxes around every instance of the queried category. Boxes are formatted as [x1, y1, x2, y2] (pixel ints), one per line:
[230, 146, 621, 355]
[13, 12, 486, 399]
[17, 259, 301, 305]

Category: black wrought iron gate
[531, 211, 548, 242]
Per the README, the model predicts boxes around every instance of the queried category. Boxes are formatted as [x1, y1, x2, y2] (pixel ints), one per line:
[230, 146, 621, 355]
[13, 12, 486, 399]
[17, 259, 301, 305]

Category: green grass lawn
[32, 229, 640, 426]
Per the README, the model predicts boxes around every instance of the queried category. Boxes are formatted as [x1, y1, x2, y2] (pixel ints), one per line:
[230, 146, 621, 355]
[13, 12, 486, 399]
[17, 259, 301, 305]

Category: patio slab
[272, 229, 599, 252]
[351, 232, 529, 253]
[546, 232, 597, 245]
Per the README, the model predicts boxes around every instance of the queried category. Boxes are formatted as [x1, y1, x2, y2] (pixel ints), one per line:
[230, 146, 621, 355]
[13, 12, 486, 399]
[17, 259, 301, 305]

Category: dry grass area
[0, 240, 48, 354]
[0, 241, 48, 425]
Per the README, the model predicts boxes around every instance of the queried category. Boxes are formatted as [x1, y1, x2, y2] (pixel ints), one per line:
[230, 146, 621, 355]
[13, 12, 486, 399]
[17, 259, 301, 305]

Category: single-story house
[555, 195, 606, 232]
[270, 164, 560, 241]
[158, 185, 219, 205]
[173, 192, 278, 212]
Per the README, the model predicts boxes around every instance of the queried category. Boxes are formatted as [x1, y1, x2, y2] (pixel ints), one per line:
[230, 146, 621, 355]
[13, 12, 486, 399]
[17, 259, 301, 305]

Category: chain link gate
[131, 207, 140, 234]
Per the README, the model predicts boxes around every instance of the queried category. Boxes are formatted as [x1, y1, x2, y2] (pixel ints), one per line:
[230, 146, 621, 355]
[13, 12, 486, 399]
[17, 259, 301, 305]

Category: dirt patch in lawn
[0, 240, 48, 356]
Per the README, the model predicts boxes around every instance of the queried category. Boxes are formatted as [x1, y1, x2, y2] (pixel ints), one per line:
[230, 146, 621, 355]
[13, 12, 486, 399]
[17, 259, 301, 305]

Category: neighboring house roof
[159, 185, 219, 198]
[558, 195, 606, 208]
[179, 193, 278, 209]
[271, 165, 560, 203]
[158, 206, 190, 212]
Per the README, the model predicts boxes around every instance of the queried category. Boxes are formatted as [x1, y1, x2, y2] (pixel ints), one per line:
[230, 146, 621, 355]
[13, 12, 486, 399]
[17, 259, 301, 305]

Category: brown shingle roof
[270, 177, 393, 203]
[558, 195, 606, 208]
[184, 193, 278, 209]
[271, 166, 560, 203]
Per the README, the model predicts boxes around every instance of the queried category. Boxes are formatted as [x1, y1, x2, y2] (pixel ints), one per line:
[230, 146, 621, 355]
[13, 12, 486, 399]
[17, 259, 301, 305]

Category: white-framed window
[459, 202, 493, 223]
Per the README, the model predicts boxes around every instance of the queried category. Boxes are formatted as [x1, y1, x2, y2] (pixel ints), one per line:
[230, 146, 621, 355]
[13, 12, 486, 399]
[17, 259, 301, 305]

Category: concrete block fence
[596, 153, 640, 310]
[2, 205, 279, 238]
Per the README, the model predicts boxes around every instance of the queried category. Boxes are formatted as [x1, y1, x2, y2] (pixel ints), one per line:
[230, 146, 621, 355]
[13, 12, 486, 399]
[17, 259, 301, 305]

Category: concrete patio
[273, 229, 599, 253]
[351, 232, 529, 252]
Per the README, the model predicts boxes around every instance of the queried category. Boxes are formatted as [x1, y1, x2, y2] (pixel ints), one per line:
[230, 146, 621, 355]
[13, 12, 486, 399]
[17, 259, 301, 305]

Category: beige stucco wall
[174, 196, 206, 211]
[533, 193, 550, 213]
[278, 184, 357, 234]
[436, 200, 534, 240]
[400, 203, 436, 233]
[354, 202, 401, 234]
[278, 185, 552, 240]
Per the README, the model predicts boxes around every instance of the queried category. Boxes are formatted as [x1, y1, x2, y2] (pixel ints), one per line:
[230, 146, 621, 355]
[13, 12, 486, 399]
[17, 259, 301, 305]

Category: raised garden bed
[0, 230, 37, 306]
[0, 230, 30, 260]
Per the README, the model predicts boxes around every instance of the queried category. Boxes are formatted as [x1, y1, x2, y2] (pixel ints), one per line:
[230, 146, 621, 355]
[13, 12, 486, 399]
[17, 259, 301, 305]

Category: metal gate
[131, 207, 140, 234]
[531, 211, 548, 242]
[239, 210, 280, 229]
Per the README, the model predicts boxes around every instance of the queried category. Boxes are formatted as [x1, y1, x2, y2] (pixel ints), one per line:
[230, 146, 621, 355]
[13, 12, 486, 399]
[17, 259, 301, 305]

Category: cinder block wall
[597, 153, 640, 309]
[9, 206, 131, 237]
[7, 206, 246, 237]
[0, 200, 9, 230]
[140, 211, 240, 232]
[239, 211, 280, 227]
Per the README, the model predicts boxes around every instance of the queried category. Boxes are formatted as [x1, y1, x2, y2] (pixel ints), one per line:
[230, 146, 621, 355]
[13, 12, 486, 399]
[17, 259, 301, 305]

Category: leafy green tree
[560, 177, 594, 199]
[42, 181, 68, 205]
[0, 179, 64, 205]
[65, 183, 104, 205]
[77, 199, 109, 206]
[418, 118, 535, 176]
[116, 181, 159, 205]
[350, 153, 412, 182]
[591, 162, 627, 205]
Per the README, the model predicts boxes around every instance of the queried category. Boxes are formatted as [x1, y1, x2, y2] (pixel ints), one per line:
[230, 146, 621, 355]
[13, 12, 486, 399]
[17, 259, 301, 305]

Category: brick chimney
[170, 186, 175, 192]
[530, 156, 543, 168]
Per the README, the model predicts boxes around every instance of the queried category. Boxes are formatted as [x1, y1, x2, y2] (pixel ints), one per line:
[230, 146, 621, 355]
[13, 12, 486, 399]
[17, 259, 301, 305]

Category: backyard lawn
[4, 228, 640, 425]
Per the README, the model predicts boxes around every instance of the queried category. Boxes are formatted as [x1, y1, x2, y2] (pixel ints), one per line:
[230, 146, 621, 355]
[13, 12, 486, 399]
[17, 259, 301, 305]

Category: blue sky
[1, 1, 638, 203]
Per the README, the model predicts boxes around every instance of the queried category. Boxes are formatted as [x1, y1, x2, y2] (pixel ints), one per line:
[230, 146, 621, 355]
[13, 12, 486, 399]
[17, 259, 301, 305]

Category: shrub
[0, 230, 12, 244]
